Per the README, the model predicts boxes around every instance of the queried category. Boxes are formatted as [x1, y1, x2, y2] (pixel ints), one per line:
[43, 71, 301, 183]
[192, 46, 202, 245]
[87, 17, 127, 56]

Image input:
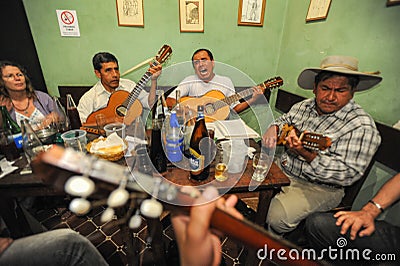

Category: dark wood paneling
[0, 0, 47, 92]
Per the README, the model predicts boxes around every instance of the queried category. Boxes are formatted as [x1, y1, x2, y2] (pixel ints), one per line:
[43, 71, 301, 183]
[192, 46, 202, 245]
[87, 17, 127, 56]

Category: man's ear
[312, 83, 317, 94]
[94, 70, 101, 79]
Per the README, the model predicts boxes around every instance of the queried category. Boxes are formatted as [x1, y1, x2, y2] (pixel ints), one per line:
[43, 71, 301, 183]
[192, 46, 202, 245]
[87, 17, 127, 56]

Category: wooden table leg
[0, 198, 33, 238]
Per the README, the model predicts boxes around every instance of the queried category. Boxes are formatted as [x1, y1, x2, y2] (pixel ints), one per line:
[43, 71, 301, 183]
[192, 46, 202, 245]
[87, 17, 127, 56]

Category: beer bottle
[189, 105, 210, 181]
[1, 105, 23, 150]
[66, 94, 82, 129]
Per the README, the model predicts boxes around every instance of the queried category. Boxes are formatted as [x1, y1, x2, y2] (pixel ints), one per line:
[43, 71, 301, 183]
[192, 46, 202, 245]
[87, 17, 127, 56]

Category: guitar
[32, 146, 322, 266]
[178, 76, 283, 122]
[277, 124, 332, 151]
[85, 44, 172, 126]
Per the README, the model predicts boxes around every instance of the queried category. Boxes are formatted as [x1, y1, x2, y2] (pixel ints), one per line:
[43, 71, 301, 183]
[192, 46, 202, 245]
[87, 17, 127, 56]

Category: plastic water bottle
[166, 111, 183, 162]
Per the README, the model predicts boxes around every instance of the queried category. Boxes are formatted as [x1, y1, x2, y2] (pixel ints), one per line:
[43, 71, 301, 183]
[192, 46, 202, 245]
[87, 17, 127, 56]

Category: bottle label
[189, 147, 204, 172]
[13, 133, 23, 149]
[166, 136, 183, 162]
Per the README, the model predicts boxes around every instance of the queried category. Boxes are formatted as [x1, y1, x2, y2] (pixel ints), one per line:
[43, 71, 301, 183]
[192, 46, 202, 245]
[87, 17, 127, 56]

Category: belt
[306, 178, 343, 189]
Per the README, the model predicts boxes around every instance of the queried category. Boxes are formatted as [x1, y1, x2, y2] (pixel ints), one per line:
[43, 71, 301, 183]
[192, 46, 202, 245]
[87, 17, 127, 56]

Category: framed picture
[116, 0, 144, 27]
[237, 0, 266, 27]
[179, 0, 204, 32]
[387, 0, 400, 6]
[306, 0, 332, 22]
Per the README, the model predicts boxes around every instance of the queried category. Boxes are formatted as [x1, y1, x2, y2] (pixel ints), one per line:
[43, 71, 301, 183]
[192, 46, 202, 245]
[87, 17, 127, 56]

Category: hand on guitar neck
[276, 124, 332, 162]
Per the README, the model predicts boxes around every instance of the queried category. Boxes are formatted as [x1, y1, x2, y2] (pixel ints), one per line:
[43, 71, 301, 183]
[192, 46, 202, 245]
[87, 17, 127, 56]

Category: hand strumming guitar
[171, 186, 243, 266]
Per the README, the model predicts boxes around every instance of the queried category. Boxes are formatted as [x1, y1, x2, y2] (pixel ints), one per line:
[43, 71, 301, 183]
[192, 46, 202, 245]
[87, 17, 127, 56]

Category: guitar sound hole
[116, 106, 127, 117]
[204, 104, 215, 115]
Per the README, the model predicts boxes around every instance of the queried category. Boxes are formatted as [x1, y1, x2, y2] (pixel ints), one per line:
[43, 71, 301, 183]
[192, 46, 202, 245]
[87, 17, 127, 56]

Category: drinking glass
[214, 143, 228, 182]
[252, 152, 271, 182]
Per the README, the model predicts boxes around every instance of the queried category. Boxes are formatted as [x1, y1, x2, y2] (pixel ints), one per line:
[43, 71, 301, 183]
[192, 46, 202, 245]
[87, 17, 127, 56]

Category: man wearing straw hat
[262, 55, 382, 235]
[77, 52, 162, 123]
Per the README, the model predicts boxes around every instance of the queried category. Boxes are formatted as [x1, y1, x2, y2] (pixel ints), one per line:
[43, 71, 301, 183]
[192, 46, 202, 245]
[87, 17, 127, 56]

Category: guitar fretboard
[124, 61, 159, 108]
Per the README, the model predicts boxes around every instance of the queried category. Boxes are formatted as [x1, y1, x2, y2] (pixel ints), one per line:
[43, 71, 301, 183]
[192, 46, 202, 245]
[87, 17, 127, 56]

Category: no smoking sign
[56, 10, 80, 37]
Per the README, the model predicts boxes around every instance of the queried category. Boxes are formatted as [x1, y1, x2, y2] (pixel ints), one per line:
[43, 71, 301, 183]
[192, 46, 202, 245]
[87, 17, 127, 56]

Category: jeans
[0, 229, 108, 266]
[305, 212, 400, 265]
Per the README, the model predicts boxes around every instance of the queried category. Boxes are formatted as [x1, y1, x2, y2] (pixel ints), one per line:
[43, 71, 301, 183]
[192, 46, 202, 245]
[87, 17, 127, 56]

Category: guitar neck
[123, 61, 158, 108]
[221, 87, 255, 106]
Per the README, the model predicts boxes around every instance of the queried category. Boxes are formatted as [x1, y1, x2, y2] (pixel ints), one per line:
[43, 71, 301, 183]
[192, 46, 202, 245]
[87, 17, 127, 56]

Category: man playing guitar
[166, 48, 263, 115]
[77, 52, 162, 124]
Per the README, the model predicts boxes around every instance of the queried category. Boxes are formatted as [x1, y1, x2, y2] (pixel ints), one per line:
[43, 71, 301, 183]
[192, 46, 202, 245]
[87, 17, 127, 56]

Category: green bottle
[1, 106, 23, 150]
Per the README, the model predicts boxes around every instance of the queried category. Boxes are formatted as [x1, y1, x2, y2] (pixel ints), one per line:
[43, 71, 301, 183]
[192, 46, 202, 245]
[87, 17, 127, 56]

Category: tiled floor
[33, 196, 262, 266]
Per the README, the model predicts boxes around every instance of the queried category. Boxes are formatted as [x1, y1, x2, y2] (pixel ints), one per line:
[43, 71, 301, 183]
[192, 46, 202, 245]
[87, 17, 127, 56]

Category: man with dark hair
[78, 52, 161, 123]
[262, 55, 382, 235]
[166, 48, 262, 114]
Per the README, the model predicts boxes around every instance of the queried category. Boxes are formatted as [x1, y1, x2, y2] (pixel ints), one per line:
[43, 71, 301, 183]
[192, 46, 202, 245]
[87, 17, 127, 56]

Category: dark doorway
[0, 0, 47, 93]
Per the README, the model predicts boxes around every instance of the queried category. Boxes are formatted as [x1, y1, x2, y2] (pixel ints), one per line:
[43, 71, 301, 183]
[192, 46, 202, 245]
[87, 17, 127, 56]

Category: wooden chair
[58, 85, 92, 106]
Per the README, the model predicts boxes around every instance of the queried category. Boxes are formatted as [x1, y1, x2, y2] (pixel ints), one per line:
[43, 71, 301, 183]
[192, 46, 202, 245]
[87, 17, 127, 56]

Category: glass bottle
[165, 110, 183, 163]
[174, 90, 184, 127]
[20, 119, 44, 166]
[189, 105, 210, 181]
[52, 96, 70, 132]
[150, 97, 167, 173]
[66, 94, 82, 129]
[0, 105, 23, 150]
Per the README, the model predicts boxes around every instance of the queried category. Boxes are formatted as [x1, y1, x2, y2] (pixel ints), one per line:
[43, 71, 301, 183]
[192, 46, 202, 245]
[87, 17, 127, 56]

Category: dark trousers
[305, 212, 400, 265]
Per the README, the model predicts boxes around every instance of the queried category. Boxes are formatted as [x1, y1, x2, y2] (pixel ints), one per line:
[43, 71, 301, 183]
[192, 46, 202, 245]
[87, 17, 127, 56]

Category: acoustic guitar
[177, 76, 283, 122]
[32, 146, 323, 266]
[277, 124, 332, 151]
[85, 44, 172, 126]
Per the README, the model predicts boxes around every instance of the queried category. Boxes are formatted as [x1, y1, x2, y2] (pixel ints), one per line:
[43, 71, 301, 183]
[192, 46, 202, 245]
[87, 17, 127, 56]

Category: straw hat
[297, 56, 382, 91]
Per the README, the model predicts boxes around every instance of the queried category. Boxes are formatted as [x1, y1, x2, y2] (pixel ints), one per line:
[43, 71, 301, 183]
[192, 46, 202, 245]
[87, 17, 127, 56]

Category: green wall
[22, 0, 400, 223]
[22, 0, 286, 97]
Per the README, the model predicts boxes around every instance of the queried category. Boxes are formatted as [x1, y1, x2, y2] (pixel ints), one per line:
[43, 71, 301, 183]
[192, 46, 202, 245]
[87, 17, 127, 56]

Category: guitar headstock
[155, 44, 173, 64]
[259, 76, 284, 92]
[277, 124, 332, 151]
[301, 132, 332, 151]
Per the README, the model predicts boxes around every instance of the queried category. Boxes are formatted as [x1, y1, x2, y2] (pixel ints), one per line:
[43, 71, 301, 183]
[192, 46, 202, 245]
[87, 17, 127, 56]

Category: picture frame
[116, 0, 144, 27]
[179, 0, 204, 32]
[386, 0, 400, 6]
[306, 0, 332, 22]
[237, 0, 266, 27]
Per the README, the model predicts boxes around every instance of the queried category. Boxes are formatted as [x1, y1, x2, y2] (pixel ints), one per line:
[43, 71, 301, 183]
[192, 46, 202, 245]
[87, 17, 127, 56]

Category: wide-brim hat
[297, 56, 382, 91]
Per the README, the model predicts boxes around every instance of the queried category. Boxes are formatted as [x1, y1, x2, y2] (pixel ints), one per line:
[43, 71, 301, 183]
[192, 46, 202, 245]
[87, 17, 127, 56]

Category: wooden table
[164, 159, 290, 226]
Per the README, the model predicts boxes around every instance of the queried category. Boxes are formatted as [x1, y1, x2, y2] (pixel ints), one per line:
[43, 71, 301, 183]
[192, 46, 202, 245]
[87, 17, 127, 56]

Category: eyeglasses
[2, 73, 24, 80]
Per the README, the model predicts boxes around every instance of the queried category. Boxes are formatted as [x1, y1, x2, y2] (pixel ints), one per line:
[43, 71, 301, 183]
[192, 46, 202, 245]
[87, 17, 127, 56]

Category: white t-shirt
[77, 78, 149, 123]
[168, 74, 236, 100]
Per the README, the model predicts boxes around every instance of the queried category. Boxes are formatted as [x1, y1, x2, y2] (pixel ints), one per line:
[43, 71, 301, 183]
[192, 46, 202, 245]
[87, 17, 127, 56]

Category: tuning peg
[140, 198, 163, 218]
[64, 175, 95, 197]
[69, 198, 91, 215]
[129, 211, 142, 229]
[100, 207, 115, 223]
[107, 187, 129, 208]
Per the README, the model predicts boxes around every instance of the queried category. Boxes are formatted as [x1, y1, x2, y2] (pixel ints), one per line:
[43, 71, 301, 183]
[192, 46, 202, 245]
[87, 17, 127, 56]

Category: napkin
[90, 133, 126, 154]
[125, 136, 148, 157]
[0, 158, 18, 179]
